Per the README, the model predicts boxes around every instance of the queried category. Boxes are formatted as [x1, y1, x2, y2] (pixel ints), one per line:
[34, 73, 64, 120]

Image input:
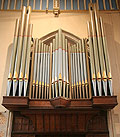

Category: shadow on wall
[1, 43, 13, 99]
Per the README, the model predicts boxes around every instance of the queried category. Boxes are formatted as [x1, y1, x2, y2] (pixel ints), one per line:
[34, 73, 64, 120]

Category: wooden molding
[50, 96, 70, 108]
[2, 96, 117, 111]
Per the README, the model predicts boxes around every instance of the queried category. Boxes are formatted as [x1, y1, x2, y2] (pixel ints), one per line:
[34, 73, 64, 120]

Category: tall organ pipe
[35, 40, 41, 98]
[32, 39, 38, 98]
[29, 39, 35, 98]
[74, 44, 79, 98]
[44, 45, 48, 98]
[52, 39, 55, 98]
[58, 29, 62, 96]
[89, 5, 102, 96]
[49, 43, 53, 99]
[87, 21, 97, 96]
[62, 35, 66, 97]
[65, 39, 69, 98]
[7, 19, 20, 96]
[82, 39, 88, 98]
[13, 6, 26, 96]
[77, 43, 82, 98]
[72, 45, 76, 98]
[24, 24, 33, 97]
[100, 17, 113, 96]
[19, 6, 31, 96]
[39, 43, 44, 98]
[70, 45, 74, 98]
[42, 44, 46, 98]
[79, 40, 85, 98]
[55, 34, 58, 97]
[94, 5, 107, 96]
[47, 46, 50, 99]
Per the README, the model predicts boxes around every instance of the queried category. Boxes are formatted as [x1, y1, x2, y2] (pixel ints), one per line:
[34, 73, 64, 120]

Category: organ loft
[1, 0, 119, 137]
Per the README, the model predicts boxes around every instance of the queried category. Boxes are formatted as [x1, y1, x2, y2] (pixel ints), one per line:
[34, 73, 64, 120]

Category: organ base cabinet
[11, 110, 109, 137]
[2, 96, 117, 137]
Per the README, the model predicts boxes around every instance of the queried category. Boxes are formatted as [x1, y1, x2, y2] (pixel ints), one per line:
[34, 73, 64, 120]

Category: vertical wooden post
[96, 0, 99, 10]
[84, 0, 86, 10]
[14, 0, 17, 10]
[33, 0, 35, 10]
[109, 0, 112, 10]
[68, 43, 72, 99]
[49, 43, 53, 99]
[64, 0, 66, 10]
[21, 0, 23, 10]
[1, 0, 4, 10]
[7, 0, 10, 10]
[103, 0, 106, 10]
[77, 0, 79, 10]
[116, 0, 120, 9]
[46, 0, 49, 9]
[71, 0, 73, 10]
[40, 0, 42, 10]
[85, 39, 92, 99]
[27, 0, 30, 6]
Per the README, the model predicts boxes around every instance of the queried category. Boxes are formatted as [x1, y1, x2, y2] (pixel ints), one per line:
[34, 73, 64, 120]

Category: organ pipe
[89, 4, 102, 96]
[13, 6, 26, 96]
[24, 24, 33, 97]
[100, 17, 113, 96]
[7, 19, 20, 96]
[19, 6, 31, 96]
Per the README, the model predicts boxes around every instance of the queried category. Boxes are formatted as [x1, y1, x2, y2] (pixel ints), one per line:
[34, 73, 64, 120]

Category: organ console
[2, 2, 118, 137]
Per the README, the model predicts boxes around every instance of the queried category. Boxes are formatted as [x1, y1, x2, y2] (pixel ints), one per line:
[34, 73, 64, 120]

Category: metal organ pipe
[7, 19, 20, 96]
[88, 3, 113, 96]
[13, 6, 26, 96]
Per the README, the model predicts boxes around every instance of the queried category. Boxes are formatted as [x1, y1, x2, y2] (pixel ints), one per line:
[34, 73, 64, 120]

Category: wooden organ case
[2, 3, 117, 137]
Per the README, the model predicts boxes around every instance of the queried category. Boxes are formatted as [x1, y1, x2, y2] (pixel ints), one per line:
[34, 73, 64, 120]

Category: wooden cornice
[2, 96, 118, 112]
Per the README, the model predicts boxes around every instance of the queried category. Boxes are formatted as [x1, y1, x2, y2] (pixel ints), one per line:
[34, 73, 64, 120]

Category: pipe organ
[6, 3, 113, 100]
[3, 2, 118, 137]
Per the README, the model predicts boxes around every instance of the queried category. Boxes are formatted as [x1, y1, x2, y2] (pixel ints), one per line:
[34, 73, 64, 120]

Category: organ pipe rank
[6, 3, 113, 99]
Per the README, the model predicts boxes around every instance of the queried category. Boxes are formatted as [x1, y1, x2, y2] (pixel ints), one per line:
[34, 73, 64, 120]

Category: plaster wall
[0, 11, 120, 137]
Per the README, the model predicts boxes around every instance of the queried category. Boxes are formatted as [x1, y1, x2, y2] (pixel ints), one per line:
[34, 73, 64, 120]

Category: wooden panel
[12, 110, 109, 136]
[36, 114, 44, 132]
[60, 114, 66, 131]
[78, 114, 86, 132]
[44, 114, 50, 132]
[66, 114, 72, 132]
[13, 117, 22, 131]
[55, 114, 60, 132]
[49, 114, 55, 132]
[21, 118, 29, 131]
[71, 114, 77, 132]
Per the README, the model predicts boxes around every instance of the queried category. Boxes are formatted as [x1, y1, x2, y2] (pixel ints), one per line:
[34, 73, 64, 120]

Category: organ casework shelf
[2, 3, 118, 112]
[2, 96, 117, 111]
